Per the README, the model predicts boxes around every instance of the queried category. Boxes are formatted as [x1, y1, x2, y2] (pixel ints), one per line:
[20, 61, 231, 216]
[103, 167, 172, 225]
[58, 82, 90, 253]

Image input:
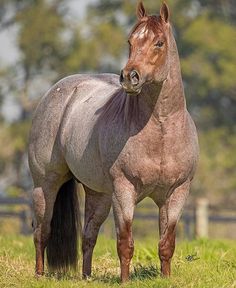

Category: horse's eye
[155, 41, 164, 48]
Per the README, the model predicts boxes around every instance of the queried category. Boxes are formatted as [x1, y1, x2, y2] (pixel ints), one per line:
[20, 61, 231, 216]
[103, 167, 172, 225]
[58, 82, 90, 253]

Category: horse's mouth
[126, 89, 141, 96]
[122, 85, 143, 96]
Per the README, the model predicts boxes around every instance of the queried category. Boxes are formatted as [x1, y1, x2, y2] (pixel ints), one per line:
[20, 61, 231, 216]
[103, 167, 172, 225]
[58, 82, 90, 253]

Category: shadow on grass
[44, 271, 82, 281]
[44, 264, 160, 284]
[93, 264, 160, 284]
[131, 264, 160, 280]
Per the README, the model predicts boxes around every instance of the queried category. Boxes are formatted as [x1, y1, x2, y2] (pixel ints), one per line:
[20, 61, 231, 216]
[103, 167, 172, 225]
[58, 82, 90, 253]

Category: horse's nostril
[120, 69, 140, 87]
[130, 70, 140, 86]
[120, 70, 124, 84]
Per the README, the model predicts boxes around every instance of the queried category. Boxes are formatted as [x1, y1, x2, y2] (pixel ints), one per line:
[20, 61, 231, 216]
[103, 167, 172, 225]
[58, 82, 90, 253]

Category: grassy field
[0, 234, 235, 288]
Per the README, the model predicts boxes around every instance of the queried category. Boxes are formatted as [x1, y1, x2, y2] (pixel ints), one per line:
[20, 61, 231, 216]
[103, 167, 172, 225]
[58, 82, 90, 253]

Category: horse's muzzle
[120, 69, 142, 95]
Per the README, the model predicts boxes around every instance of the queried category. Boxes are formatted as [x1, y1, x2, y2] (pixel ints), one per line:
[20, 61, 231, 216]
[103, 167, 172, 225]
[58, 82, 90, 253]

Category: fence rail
[0, 197, 31, 234]
[0, 196, 235, 238]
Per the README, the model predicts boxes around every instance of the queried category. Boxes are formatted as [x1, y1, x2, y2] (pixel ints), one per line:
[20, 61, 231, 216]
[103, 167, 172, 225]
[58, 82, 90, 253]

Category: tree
[182, 12, 236, 129]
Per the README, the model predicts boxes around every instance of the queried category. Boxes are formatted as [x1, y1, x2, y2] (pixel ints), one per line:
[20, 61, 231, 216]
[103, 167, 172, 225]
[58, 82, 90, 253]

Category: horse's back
[32, 73, 120, 124]
[28, 73, 120, 185]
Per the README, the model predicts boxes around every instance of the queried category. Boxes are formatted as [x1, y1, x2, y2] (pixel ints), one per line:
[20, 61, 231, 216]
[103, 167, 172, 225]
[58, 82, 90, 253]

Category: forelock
[130, 15, 164, 39]
[146, 16, 164, 34]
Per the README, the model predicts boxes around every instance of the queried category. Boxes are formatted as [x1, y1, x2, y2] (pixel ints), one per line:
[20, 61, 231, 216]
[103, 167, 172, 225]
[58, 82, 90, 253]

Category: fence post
[195, 198, 209, 238]
[183, 214, 191, 239]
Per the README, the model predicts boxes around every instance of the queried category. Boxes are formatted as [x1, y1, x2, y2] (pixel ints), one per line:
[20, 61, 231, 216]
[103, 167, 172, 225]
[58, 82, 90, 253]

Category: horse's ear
[137, 1, 147, 20]
[160, 2, 170, 23]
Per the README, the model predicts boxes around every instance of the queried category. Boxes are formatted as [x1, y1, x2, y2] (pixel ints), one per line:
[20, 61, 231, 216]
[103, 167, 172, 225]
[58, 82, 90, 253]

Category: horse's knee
[114, 215, 134, 260]
[159, 223, 176, 260]
[158, 230, 175, 277]
[116, 229, 134, 283]
[117, 228, 134, 264]
[159, 236, 175, 261]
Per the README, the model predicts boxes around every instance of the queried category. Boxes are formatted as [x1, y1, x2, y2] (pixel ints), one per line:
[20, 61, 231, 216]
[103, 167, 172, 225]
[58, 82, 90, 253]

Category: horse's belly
[64, 131, 114, 192]
[63, 118, 114, 193]
[70, 160, 112, 193]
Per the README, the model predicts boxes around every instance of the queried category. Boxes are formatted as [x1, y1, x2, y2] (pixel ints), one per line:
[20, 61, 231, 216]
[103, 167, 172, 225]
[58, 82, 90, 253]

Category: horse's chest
[122, 151, 182, 186]
[116, 132, 194, 192]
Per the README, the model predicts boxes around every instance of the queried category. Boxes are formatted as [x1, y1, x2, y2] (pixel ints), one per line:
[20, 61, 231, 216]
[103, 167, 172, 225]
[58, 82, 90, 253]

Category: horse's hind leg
[157, 181, 190, 277]
[32, 187, 46, 276]
[82, 186, 111, 278]
[32, 180, 63, 276]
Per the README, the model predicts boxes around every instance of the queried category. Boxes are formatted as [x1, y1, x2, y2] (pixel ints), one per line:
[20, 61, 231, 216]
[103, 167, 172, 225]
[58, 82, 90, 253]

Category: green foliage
[64, 22, 125, 74]
[0, 121, 30, 172]
[182, 15, 236, 91]
[193, 128, 236, 205]
[5, 185, 24, 197]
[17, 0, 66, 76]
[0, 235, 235, 287]
[64, 2, 126, 74]
[182, 13, 236, 127]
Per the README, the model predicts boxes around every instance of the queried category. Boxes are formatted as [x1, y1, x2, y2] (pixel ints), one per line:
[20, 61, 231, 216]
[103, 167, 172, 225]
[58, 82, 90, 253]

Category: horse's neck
[140, 36, 186, 121]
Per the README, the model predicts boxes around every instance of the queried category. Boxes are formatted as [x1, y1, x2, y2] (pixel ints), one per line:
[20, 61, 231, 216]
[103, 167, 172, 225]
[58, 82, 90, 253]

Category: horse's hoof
[34, 272, 44, 279]
[83, 274, 92, 281]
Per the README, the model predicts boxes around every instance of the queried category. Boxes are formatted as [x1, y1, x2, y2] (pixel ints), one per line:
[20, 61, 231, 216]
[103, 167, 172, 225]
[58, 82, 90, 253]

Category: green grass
[0, 234, 235, 288]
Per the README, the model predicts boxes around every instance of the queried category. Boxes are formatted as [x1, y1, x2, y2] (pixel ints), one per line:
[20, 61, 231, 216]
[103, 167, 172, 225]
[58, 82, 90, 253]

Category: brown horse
[28, 1, 199, 283]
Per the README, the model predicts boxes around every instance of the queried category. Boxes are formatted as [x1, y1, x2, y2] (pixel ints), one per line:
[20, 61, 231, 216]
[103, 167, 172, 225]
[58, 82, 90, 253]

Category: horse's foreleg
[158, 181, 190, 277]
[82, 187, 111, 279]
[112, 179, 136, 283]
[158, 202, 174, 277]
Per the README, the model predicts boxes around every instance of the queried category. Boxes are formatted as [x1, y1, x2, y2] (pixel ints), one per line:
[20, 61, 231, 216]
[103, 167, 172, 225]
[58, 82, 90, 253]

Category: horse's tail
[46, 178, 81, 273]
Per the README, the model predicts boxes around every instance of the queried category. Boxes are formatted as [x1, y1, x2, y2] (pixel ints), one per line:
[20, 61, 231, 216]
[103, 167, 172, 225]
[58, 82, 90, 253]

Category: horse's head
[120, 2, 171, 95]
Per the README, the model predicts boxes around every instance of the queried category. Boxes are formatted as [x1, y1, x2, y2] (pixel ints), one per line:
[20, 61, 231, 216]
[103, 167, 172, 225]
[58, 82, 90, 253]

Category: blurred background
[0, 0, 235, 239]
